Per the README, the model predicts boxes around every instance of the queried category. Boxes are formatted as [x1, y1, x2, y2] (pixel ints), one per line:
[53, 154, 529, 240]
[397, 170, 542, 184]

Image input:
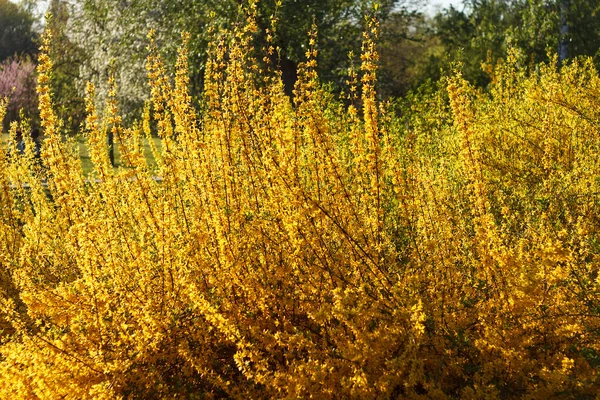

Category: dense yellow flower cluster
[0, 12, 599, 399]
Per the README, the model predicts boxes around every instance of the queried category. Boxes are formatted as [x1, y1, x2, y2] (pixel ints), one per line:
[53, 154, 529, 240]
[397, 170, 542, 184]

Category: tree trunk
[280, 56, 298, 99]
[558, 0, 570, 66]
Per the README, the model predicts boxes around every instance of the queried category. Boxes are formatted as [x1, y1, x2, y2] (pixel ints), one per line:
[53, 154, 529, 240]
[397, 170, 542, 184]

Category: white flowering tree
[54, 0, 238, 120]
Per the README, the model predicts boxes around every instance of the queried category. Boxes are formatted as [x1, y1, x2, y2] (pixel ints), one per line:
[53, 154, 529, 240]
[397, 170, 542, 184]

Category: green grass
[2, 132, 162, 175]
[76, 134, 162, 175]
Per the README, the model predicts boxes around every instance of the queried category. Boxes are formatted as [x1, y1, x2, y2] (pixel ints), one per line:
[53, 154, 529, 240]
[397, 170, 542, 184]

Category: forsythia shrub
[0, 6, 600, 399]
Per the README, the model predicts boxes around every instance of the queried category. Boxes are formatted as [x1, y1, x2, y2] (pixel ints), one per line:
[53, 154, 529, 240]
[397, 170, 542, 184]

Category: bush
[0, 17, 599, 399]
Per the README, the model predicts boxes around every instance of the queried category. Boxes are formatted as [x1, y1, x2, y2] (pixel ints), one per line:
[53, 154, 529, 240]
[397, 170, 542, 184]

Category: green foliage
[46, 0, 86, 134]
[377, 11, 442, 98]
[414, 0, 600, 89]
[422, 0, 524, 87]
[0, 0, 38, 62]
[254, 0, 400, 92]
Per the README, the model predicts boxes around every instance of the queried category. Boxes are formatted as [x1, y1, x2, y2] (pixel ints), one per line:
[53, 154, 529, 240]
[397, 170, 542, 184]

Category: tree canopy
[55, 0, 405, 117]
[6, 0, 600, 128]
[417, 0, 600, 87]
[0, 0, 38, 62]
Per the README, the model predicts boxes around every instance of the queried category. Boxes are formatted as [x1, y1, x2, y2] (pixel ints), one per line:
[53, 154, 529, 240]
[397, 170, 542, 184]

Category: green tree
[254, 0, 401, 95]
[377, 11, 443, 98]
[430, 0, 522, 86]
[0, 0, 38, 61]
[514, 0, 600, 65]
[417, 0, 600, 88]
[46, 0, 86, 134]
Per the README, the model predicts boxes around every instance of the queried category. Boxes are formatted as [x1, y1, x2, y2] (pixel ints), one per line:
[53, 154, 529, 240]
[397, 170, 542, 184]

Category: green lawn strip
[3, 132, 161, 176]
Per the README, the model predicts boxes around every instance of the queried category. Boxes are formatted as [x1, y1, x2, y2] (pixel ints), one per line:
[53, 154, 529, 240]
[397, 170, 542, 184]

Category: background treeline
[2, 0, 600, 131]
